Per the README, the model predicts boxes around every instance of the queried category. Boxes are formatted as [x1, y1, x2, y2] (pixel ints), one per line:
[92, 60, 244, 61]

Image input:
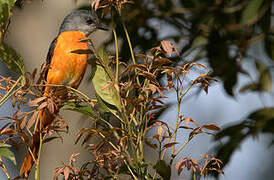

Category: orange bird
[20, 10, 108, 178]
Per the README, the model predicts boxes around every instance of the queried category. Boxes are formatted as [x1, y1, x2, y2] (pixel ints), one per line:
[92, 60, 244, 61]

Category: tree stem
[122, 22, 140, 86]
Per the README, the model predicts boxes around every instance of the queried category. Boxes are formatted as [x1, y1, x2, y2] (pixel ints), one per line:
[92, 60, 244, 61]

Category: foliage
[0, 40, 223, 179]
[94, 0, 274, 175]
[0, 0, 25, 74]
[100, 0, 273, 96]
[0, 142, 16, 165]
[214, 107, 274, 167]
[0, 142, 16, 180]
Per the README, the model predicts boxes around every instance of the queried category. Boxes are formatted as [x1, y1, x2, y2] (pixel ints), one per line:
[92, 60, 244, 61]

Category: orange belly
[45, 31, 88, 92]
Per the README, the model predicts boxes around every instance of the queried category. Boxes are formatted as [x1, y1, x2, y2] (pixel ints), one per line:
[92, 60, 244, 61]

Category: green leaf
[192, 35, 208, 48]
[258, 68, 272, 92]
[207, 30, 239, 96]
[65, 100, 115, 128]
[0, 1, 16, 40]
[240, 62, 272, 93]
[248, 107, 274, 121]
[64, 101, 106, 123]
[259, 5, 271, 33]
[0, 142, 10, 148]
[118, 164, 131, 175]
[229, 0, 241, 6]
[91, 46, 121, 113]
[0, 145, 16, 165]
[256, 62, 272, 92]
[153, 160, 171, 180]
[95, 93, 118, 116]
[248, 107, 274, 134]
[239, 83, 259, 93]
[0, 42, 25, 74]
[65, 105, 95, 117]
[0, 2, 25, 74]
[241, 0, 263, 24]
[214, 107, 274, 168]
[265, 37, 274, 61]
[214, 123, 248, 167]
[65, 101, 96, 117]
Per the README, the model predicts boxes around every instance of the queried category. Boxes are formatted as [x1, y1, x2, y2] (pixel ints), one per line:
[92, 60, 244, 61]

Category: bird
[20, 10, 108, 178]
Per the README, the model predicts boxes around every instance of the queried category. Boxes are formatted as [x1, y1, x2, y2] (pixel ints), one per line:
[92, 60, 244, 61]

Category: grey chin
[85, 29, 97, 36]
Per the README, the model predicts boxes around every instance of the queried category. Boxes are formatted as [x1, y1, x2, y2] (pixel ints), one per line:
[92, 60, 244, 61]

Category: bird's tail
[19, 130, 39, 178]
[20, 106, 58, 178]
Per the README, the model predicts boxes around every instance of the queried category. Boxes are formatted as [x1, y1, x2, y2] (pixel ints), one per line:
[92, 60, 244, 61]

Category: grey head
[59, 10, 108, 36]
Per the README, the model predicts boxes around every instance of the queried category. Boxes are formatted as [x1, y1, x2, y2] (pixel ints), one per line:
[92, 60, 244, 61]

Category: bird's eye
[86, 19, 93, 25]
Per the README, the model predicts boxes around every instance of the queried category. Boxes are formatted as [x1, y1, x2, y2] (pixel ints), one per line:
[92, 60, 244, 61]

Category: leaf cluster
[92, 1, 274, 176]
[50, 34, 223, 179]
[2, 0, 273, 179]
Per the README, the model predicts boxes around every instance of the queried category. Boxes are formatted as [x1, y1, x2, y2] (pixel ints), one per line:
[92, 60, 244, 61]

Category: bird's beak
[97, 23, 109, 31]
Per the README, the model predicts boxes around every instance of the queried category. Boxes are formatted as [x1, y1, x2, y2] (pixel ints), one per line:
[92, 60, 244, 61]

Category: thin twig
[28, 147, 37, 165]
[0, 75, 23, 107]
[35, 114, 43, 180]
[0, 161, 11, 180]
[122, 22, 140, 86]
[124, 160, 138, 180]
[112, 15, 119, 83]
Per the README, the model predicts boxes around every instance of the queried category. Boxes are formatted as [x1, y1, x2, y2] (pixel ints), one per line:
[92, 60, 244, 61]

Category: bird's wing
[46, 37, 57, 65]
[44, 37, 57, 80]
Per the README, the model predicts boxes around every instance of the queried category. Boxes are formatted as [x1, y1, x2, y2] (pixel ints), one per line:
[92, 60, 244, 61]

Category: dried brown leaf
[202, 123, 220, 131]
[14, 110, 24, 117]
[70, 153, 80, 165]
[184, 117, 190, 126]
[161, 40, 179, 57]
[28, 97, 47, 107]
[20, 115, 27, 129]
[145, 138, 158, 150]
[189, 127, 202, 140]
[37, 102, 48, 110]
[47, 98, 55, 114]
[75, 128, 93, 145]
[136, 54, 147, 58]
[71, 166, 78, 174]
[1, 128, 15, 136]
[54, 167, 65, 180]
[149, 104, 167, 111]
[157, 125, 163, 137]
[11, 95, 15, 107]
[152, 134, 160, 141]
[91, 0, 101, 11]
[16, 132, 28, 143]
[157, 87, 166, 98]
[155, 57, 173, 66]
[182, 117, 199, 127]
[201, 155, 224, 175]
[82, 132, 97, 145]
[176, 158, 201, 175]
[147, 84, 157, 94]
[27, 111, 39, 129]
[43, 137, 60, 144]
[31, 68, 38, 81]
[178, 126, 194, 130]
[163, 142, 178, 149]
[63, 166, 70, 180]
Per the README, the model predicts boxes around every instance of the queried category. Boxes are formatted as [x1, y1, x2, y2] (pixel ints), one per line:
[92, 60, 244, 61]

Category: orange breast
[45, 31, 88, 92]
